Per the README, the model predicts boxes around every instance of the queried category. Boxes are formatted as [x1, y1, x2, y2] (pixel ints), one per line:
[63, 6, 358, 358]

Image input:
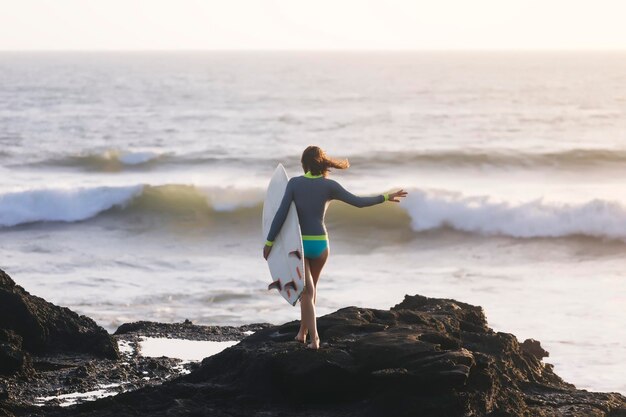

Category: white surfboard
[262, 164, 305, 306]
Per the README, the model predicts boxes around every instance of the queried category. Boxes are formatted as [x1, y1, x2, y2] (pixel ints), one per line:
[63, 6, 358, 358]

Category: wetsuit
[265, 171, 389, 259]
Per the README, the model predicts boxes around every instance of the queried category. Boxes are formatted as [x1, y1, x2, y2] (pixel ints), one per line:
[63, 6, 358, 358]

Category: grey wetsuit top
[266, 174, 386, 242]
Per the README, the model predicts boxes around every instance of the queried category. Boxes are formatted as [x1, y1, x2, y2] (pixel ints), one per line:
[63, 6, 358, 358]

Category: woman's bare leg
[295, 259, 311, 343]
[309, 248, 328, 305]
[296, 248, 329, 346]
[299, 259, 319, 349]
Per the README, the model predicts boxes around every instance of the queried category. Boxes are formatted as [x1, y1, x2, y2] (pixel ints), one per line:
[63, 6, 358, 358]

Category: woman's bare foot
[294, 330, 307, 343]
[307, 336, 320, 350]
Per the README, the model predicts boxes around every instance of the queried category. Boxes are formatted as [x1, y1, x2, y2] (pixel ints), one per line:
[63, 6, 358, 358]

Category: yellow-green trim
[302, 234, 328, 240]
[383, 193, 389, 202]
[304, 171, 323, 179]
[265, 240, 274, 246]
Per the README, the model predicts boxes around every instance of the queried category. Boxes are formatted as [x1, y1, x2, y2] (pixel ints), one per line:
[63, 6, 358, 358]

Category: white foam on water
[0, 185, 143, 227]
[0, 184, 264, 227]
[403, 188, 626, 241]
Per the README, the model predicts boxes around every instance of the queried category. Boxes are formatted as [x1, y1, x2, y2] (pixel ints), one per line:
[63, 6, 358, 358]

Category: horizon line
[2, 48, 626, 53]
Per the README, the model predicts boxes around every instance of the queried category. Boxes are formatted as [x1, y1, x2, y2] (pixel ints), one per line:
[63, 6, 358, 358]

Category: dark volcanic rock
[521, 338, 549, 360]
[0, 268, 118, 360]
[0, 330, 33, 377]
[114, 319, 269, 341]
[45, 294, 626, 417]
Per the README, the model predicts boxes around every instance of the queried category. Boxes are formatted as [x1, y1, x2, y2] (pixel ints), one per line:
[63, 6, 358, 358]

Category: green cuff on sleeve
[265, 240, 274, 247]
[383, 193, 389, 202]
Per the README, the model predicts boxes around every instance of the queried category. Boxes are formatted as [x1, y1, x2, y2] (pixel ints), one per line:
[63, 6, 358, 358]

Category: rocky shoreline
[1, 268, 625, 416]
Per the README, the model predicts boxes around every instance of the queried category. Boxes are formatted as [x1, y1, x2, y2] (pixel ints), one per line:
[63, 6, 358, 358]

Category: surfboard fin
[289, 250, 302, 260]
[268, 280, 282, 291]
[283, 280, 297, 292]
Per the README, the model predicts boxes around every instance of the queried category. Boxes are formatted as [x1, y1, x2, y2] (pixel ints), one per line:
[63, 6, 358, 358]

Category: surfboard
[262, 164, 305, 306]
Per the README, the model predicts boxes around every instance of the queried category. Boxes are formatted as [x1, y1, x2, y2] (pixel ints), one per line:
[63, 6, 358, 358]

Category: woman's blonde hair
[301, 146, 349, 177]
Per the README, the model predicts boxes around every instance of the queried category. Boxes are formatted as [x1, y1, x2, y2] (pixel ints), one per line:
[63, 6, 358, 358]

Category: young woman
[263, 146, 407, 349]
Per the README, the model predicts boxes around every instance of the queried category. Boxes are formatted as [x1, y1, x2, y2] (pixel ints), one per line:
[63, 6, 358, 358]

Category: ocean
[1, 51, 625, 394]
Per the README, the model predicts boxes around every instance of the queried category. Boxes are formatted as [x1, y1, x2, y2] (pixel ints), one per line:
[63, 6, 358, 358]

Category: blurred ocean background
[1, 51, 625, 394]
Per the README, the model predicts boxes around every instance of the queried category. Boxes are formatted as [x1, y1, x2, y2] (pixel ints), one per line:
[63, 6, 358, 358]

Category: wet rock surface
[1, 267, 624, 417]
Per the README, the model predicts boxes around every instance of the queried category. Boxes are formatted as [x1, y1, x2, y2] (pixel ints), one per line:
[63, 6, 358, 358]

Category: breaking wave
[3, 184, 626, 243]
[403, 189, 626, 241]
[0, 184, 263, 228]
[0, 185, 144, 227]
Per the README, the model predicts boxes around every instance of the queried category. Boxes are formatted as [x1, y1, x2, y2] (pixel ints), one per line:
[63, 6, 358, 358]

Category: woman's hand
[263, 244, 272, 260]
[388, 189, 408, 202]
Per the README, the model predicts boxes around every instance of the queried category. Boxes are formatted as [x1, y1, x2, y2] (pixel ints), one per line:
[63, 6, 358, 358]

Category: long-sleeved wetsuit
[265, 172, 389, 257]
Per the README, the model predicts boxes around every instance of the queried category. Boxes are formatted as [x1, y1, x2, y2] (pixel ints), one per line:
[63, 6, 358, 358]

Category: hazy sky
[1, 0, 626, 50]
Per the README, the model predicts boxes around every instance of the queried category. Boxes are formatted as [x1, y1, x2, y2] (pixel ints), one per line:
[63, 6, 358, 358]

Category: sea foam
[0, 184, 263, 227]
[403, 189, 626, 240]
[0, 186, 143, 227]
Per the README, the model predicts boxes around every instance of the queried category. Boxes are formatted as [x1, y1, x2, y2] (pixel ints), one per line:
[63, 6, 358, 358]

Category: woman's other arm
[265, 179, 295, 245]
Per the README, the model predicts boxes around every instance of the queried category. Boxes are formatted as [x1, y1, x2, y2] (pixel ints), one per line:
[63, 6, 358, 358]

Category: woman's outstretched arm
[329, 180, 407, 207]
[329, 179, 388, 207]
